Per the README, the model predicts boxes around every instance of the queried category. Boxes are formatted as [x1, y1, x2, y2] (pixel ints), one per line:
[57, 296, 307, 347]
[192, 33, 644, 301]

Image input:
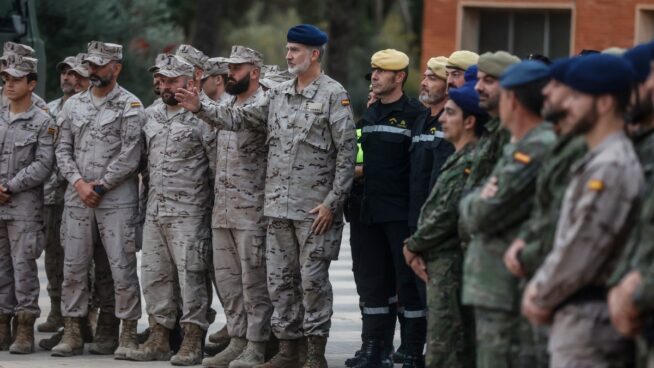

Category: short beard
[288, 57, 311, 75]
[225, 73, 250, 95]
[161, 91, 179, 106]
[419, 89, 445, 105]
[89, 73, 113, 88]
[479, 93, 499, 112]
[570, 101, 598, 136]
[542, 106, 567, 124]
[61, 83, 75, 95]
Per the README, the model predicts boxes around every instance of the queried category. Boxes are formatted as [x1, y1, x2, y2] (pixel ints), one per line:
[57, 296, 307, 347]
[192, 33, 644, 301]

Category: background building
[422, 0, 654, 63]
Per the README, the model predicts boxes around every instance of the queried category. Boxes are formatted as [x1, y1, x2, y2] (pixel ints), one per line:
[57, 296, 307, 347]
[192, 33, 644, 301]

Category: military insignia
[513, 151, 531, 164]
[398, 120, 407, 128]
[587, 179, 604, 191]
[130, 102, 142, 108]
[430, 127, 437, 134]
[47, 127, 57, 136]
[464, 168, 471, 175]
[341, 99, 350, 106]
[389, 117, 397, 125]
[307, 102, 323, 113]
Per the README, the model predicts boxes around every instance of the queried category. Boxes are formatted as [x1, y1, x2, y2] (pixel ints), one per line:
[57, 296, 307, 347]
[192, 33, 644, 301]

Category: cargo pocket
[21, 225, 45, 259]
[186, 236, 209, 272]
[122, 217, 137, 253]
[249, 234, 266, 267]
[321, 221, 344, 261]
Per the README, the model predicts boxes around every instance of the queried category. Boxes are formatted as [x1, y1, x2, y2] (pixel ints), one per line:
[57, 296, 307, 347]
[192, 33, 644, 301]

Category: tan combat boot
[125, 321, 172, 361]
[202, 336, 247, 367]
[9, 311, 36, 354]
[41, 315, 94, 351]
[51, 317, 84, 356]
[302, 336, 327, 368]
[171, 323, 204, 366]
[0, 314, 11, 350]
[38, 296, 64, 332]
[88, 311, 119, 354]
[228, 340, 267, 368]
[206, 324, 231, 356]
[114, 319, 138, 360]
[253, 339, 301, 368]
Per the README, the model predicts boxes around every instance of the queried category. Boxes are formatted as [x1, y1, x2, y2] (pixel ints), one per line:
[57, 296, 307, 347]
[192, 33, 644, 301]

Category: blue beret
[287, 24, 328, 46]
[500, 60, 550, 88]
[549, 57, 581, 82]
[464, 65, 478, 83]
[449, 80, 488, 117]
[565, 54, 635, 96]
[623, 42, 654, 83]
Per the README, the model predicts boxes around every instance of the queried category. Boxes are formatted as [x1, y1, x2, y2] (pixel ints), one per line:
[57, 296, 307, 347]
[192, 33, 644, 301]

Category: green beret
[477, 51, 521, 78]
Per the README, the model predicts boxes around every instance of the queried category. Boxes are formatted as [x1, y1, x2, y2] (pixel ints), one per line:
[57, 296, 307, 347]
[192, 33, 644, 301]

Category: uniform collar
[571, 131, 625, 173]
[283, 73, 325, 99]
[1, 101, 38, 123]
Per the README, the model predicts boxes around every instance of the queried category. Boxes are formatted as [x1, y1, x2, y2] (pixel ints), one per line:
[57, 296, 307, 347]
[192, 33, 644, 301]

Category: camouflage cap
[148, 53, 171, 73]
[154, 55, 195, 78]
[202, 57, 229, 79]
[2, 41, 35, 58]
[1, 55, 37, 78]
[176, 44, 208, 69]
[56, 56, 77, 73]
[224, 45, 264, 67]
[260, 64, 294, 89]
[71, 53, 90, 78]
[84, 41, 123, 66]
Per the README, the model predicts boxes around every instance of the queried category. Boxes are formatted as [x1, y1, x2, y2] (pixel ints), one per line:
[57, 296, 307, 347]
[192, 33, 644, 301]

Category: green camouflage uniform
[460, 122, 557, 368]
[608, 127, 654, 368]
[406, 142, 476, 368]
[458, 117, 511, 246]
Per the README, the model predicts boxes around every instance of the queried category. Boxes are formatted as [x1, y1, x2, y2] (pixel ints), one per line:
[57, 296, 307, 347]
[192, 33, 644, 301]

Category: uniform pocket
[300, 117, 332, 152]
[249, 234, 266, 267]
[186, 233, 210, 272]
[321, 221, 344, 260]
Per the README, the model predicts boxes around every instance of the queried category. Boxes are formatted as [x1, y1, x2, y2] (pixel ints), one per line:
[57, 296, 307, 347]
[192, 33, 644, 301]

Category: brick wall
[421, 0, 654, 66]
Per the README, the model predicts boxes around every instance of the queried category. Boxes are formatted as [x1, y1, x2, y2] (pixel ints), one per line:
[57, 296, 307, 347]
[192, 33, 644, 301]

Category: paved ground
[0, 224, 401, 367]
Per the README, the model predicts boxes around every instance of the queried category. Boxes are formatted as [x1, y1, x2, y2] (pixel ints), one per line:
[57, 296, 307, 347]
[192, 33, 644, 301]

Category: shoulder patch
[587, 179, 604, 192]
[464, 168, 471, 175]
[341, 99, 350, 106]
[130, 102, 142, 108]
[513, 151, 531, 164]
[47, 127, 57, 136]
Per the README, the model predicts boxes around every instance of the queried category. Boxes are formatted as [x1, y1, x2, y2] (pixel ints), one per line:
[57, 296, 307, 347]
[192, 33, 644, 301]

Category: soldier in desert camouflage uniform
[202, 57, 231, 105]
[0, 42, 47, 110]
[0, 54, 54, 354]
[177, 24, 356, 368]
[53, 41, 144, 359]
[202, 46, 273, 368]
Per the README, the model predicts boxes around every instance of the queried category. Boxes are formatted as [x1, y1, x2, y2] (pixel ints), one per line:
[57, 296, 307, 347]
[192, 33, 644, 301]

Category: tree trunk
[191, 0, 224, 56]
[327, 0, 355, 85]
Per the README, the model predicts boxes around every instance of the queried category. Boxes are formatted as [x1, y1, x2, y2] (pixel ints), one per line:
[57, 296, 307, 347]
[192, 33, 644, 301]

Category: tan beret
[371, 49, 410, 71]
[446, 50, 479, 71]
[426, 56, 448, 80]
[477, 51, 521, 78]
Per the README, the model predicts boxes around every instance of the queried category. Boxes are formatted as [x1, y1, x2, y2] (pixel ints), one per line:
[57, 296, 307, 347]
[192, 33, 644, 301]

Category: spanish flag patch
[130, 102, 141, 108]
[464, 168, 471, 175]
[341, 99, 350, 106]
[513, 151, 531, 164]
[587, 179, 604, 191]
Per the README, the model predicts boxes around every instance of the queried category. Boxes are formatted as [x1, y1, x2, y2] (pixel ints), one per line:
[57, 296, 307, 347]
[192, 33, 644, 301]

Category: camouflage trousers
[141, 215, 210, 330]
[212, 228, 272, 341]
[266, 218, 344, 339]
[43, 203, 64, 299]
[548, 302, 634, 368]
[0, 220, 44, 316]
[425, 250, 475, 368]
[60, 206, 141, 320]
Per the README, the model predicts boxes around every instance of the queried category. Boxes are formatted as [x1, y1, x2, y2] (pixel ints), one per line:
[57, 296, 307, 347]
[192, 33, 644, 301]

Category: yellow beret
[446, 50, 479, 70]
[371, 49, 410, 71]
[426, 56, 448, 80]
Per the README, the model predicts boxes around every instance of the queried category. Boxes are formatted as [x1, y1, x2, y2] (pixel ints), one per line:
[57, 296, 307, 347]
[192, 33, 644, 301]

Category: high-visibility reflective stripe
[363, 306, 391, 315]
[411, 131, 444, 143]
[388, 295, 398, 304]
[403, 309, 427, 318]
[362, 125, 411, 137]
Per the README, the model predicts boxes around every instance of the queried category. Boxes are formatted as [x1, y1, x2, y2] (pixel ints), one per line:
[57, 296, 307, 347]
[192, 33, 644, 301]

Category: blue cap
[287, 24, 328, 46]
[464, 65, 478, 83]
[549, 57, 580, 82]
[565, 53, 635, 96]
[623, 41, 654, 83]
[500, 60, 550, 88]
[448, 80, 488, 117]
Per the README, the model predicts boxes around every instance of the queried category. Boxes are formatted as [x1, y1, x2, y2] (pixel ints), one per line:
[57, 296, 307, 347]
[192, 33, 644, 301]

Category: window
[461, 7, 572, 59]
[636, 7, 654, 44]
